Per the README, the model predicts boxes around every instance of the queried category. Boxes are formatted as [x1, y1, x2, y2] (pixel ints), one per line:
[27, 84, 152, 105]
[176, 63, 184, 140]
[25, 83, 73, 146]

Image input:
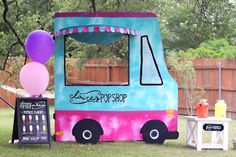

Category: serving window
[64, 34, 129, 86]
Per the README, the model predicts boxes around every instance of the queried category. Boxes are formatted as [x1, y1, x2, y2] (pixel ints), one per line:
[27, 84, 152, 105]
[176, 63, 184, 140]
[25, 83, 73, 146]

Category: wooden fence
[66, 58, 128, 85]
[169, 59, 236, 118]
[69, 58, 236, 118]
[1, 58, 236, 118]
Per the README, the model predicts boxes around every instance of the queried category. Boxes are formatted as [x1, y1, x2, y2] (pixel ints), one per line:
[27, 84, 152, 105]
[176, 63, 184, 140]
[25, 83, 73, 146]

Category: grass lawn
[0, 107, 236, 157]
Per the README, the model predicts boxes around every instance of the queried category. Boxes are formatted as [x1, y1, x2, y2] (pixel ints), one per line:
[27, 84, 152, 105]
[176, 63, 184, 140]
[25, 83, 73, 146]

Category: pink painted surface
[105, 26, 111, 32]
[82, 26, 89, 33]
[55, 110, 178, 142]
[64, 29, 69, 35]
[129, 29, 133, 34]
[54, 12, 157, 18]
[55, 26, 137, 36]
[73, 27, 78, 33]
[59, 30, 63, 35]
[123, 28, 128, 34]
[115, 27, 120, 33]
[94, 26, 100, 32]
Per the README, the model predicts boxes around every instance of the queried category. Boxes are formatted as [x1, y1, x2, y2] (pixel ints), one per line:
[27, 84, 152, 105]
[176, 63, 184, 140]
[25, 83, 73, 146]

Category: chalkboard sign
[203, 124, 224, 131]
[12, 97, 51, 148]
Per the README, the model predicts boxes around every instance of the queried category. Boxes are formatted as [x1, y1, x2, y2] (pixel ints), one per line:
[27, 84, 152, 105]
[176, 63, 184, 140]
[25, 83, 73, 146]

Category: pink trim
[55, 32, 59, 36]
[129, 29, 133, 34]
[115, 27, 120, 33]
[54, 12, 157, 18]
[73, 27, 78, 33]
[55, 110, 178, 142]
[94, 26, 100, 32]
[64, 29, 69, 35]
[82, 26, 88, 33]
[105, 26, 111, 32]
[59, 30, 63, 36]
[55, 26, 137, 36]
[123, 28, 128, 34]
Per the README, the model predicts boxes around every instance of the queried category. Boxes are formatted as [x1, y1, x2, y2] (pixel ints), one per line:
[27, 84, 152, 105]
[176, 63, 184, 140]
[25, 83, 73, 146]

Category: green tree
[162, 0, 236, 50]
[178, 39, 236, 58]
[1, 0, 236, 85]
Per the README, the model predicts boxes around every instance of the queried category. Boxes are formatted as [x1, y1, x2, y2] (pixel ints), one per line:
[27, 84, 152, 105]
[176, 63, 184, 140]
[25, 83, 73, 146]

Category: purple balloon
[20, 62, 49, 96]
[25, 30, 54, 63]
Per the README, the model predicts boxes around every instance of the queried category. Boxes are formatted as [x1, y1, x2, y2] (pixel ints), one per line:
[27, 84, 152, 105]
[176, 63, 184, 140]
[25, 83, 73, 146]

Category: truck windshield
[140, 36, 163, 85]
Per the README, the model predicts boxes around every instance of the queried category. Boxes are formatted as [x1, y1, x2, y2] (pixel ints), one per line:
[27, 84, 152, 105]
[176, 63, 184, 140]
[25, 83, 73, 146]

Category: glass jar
[215, 99, 227, 118]
[197, 99, 209, 118]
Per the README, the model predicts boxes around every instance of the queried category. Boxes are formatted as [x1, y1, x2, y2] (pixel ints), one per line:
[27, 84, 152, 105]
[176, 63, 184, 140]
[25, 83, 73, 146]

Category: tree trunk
[90, 0, 97, 12]
[1, 0, 27, 70]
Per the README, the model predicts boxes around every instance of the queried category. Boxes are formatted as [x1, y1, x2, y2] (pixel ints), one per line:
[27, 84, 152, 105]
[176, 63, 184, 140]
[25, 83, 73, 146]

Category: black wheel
[72, 119, 103, 144]
[141, 120, 167, 144]
[75, 125, 100, 144]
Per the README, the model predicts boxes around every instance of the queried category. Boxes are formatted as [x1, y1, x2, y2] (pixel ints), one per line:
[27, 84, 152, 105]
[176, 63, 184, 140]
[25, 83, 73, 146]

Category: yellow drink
[215, 99, 227, 118]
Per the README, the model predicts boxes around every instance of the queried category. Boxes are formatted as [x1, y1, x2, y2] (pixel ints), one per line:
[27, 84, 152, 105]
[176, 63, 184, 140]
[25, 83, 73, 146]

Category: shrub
[178, 39, 236, 58]
[167, 52, 205, 116]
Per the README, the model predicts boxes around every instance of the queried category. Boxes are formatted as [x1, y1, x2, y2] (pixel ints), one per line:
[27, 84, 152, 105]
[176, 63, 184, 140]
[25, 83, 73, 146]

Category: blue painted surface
[54, 13, 178, 111]
[70, 32, 123, 45]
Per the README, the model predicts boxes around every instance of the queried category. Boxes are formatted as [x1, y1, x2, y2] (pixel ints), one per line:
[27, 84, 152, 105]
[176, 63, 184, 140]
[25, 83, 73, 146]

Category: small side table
[184, 116, 231, 151]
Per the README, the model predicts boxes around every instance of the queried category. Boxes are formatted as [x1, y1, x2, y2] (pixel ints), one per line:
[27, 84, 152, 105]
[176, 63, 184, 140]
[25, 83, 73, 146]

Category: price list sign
[12, 98, 51, 148]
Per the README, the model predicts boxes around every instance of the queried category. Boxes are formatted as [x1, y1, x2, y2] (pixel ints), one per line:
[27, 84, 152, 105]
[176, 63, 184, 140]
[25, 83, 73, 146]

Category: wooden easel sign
[12, 97, 51, 149]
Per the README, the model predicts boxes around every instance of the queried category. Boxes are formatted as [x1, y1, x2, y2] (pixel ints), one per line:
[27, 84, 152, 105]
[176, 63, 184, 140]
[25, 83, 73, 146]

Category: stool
[185, 116, 231, 151]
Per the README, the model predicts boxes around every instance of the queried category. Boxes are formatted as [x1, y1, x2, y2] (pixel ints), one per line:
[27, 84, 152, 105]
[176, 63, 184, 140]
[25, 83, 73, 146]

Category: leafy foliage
[1, 0, 236, 58]
[178, 39, 236, 58]
[161, 0, 236, 50]
[65, 35, 128, 70]
[167, 52, 205, 116]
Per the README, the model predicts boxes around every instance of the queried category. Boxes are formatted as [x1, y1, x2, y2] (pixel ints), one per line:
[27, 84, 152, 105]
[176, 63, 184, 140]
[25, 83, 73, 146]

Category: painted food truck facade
[54, 12, 178, 144]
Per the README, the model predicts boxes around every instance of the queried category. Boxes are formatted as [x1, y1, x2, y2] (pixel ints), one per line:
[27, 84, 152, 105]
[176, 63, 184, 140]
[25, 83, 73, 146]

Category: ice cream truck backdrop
[54, 12, 178, 144]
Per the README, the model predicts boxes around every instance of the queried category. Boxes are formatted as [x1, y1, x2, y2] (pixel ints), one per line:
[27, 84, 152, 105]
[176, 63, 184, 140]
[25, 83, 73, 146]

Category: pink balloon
[20, 62, 49, 96]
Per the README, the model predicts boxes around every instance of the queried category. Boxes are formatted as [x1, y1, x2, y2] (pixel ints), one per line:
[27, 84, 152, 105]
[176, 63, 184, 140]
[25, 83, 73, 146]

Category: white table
[184, 116, 231, 151]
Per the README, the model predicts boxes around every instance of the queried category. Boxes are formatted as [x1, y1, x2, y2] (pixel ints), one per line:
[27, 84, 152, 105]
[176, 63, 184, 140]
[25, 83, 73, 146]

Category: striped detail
[54, 26, 137, 37]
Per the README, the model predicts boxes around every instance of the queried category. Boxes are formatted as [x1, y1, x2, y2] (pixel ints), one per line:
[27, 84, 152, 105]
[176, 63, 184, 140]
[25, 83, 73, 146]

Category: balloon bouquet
[20, 30, 54, 97]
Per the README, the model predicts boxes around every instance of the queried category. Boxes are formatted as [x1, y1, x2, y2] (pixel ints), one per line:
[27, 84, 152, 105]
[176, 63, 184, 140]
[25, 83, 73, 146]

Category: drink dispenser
[215, 99, 227, 118]
[197, 99, 209, 118]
